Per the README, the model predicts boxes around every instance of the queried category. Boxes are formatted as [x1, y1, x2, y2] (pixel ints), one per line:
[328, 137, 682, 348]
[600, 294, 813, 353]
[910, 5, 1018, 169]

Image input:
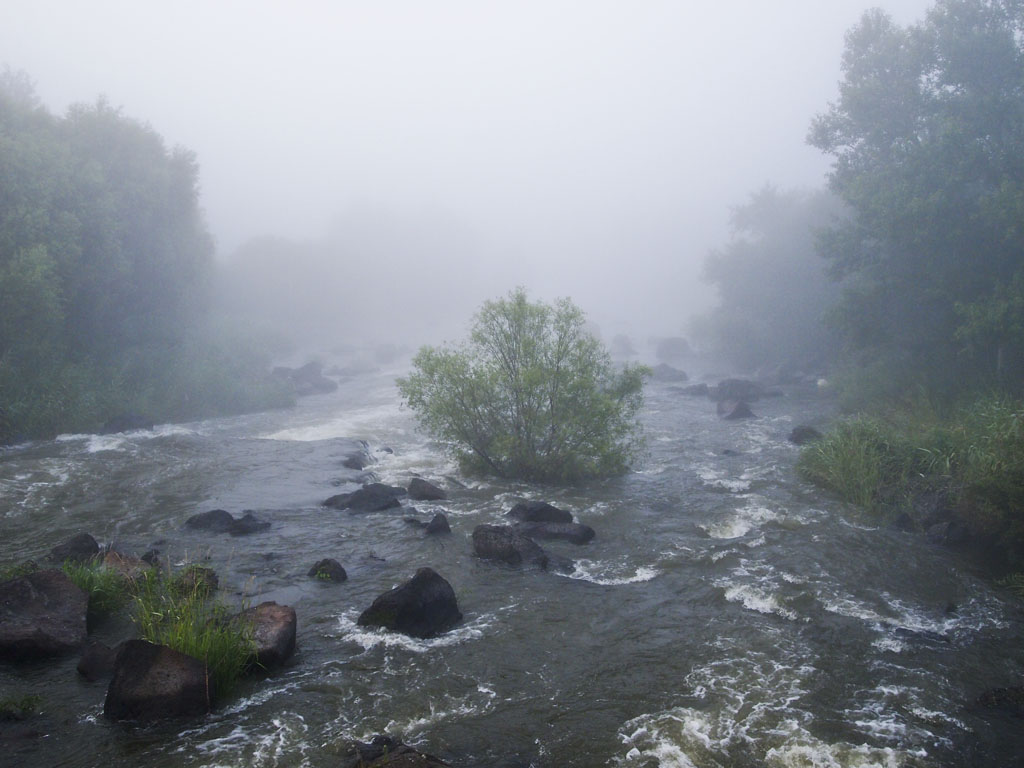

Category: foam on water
[702, 496, 782, 539]
[334, 609, 494, 652]
[562, 558, 659, 585]
[263, 401, 403, 443]
[722, 583, 799, 621]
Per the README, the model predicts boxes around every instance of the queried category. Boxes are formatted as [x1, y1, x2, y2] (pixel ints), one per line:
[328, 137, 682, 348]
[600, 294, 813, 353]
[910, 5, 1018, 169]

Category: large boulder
[0, 570, 88, 660]
[338, 735, 450, 768]
[513, 521, 595, 545]
[711, 378, 764, 402]
[425, 513, 451, 535]
[357, 568, 462, 639]
[472, 525, 549, 568]
[717, 400, 756, 420]
[408, 477, 447, 501]
[789, 425, 823, 444]
[323, 483, 405, 512]
[104, 640, 212, 721]
[49, 533, 100, 564]
[237, 601, 297, 669]
[507, 501, 573, 524]
[185, 509, 270, 535]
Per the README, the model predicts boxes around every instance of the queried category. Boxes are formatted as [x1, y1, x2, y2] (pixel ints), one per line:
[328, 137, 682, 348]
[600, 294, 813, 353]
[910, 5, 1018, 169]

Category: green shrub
[398, 288, 648, 483]
[131, 569, 254, 698]
[0, 694, 42, 721]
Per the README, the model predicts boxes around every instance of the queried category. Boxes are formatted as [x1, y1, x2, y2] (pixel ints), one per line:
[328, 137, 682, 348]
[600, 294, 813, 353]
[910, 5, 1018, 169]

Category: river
[1, 363, 1022, 767]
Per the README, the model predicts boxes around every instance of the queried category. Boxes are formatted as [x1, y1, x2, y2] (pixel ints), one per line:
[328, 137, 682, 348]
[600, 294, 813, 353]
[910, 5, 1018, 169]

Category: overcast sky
[3, 0, 934, 344]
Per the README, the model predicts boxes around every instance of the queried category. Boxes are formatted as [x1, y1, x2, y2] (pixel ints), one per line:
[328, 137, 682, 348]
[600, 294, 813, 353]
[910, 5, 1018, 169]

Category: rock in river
[472, 524, 549, 568]
[323, 483, 405, 512]
[507, 501, 573, 524]
[513, 521, 595, 545]
[104, 640, 212, 721]
[357, 567, 462, 639]
[408, 477, 447, 501]
[0, 569, 88, 660]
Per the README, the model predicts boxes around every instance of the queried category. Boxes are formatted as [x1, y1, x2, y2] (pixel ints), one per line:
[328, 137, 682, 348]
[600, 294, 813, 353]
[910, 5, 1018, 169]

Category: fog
[3, 0, 933, 349]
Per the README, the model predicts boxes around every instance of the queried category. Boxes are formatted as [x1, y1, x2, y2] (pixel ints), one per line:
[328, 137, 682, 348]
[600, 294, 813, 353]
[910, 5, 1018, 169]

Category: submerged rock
[49, 533, 100, 564]
[408, 477, 447, 501]
[425, 513, 451, 535]
[974, 686, 1024, 717]
[513, 521, 595, 545]
[650, 363, 689, 382]
[0, 570, 88, 660]
[472, 524, 549, 568]
[711, 378, 764, 402]
[308, 558, 347, 582]
[507, 501, 573, 524]
[185, 509, 271, 535]
[338, 735, 450, 768]
[323, 483, 405, 512]
[357, 567, 462, 639]
[104, 640, 212, 721]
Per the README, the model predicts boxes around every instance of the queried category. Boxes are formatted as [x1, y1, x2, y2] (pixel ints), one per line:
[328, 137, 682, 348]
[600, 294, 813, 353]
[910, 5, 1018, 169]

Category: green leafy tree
[398, 289, 648, 483]
[808, 0, 1024, 395]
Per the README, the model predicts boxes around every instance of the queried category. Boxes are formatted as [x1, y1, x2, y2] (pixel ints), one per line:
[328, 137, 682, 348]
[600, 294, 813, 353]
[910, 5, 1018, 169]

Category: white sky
[2, 0, 934, 343]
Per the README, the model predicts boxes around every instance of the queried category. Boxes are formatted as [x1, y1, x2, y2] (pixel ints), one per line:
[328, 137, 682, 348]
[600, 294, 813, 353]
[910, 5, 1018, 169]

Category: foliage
[131, 568, 254, 698]
[398, 288, 648, 483]
[692, 187, 846, 372]
[61, 560, 131, 619]
[0, 560, 40, 583]
[799, 396, 1024, 564]
[808, 0, 1024, 396]
[0, 70, 291, 444]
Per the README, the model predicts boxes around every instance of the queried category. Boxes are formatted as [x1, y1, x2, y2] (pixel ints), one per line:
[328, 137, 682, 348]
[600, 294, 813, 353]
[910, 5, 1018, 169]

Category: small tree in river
[397, 289, 648, 483]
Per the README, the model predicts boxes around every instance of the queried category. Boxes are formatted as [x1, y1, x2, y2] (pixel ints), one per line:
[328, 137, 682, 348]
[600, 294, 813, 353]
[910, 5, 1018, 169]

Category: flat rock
[408, 477, 447, 501]
[104, 639, 212, 721]
[0, 570, 88, 660]
[514, 521, 595, 545]
[507, 501, 573, 524]
[338, 735, 450, 768]
[472, 524, 549, 569]
[357, 567, 462, 639]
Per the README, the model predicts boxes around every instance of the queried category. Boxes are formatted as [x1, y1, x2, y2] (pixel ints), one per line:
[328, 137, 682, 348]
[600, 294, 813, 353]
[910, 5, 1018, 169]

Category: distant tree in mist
[0, 70, 288, 442]
[398, 289, 648, 483]
[690, 187, 845, 373]
[809, 0, 1024, 396]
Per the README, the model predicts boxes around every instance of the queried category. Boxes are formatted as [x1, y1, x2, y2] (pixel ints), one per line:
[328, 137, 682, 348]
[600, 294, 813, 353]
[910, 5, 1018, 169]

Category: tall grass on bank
[131, 567, 255, 698]
[798, 396, 1024, 564]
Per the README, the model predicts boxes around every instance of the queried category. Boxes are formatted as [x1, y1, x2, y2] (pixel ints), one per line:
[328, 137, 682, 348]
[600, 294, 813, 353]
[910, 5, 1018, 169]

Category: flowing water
[2, 365, 1022, 767]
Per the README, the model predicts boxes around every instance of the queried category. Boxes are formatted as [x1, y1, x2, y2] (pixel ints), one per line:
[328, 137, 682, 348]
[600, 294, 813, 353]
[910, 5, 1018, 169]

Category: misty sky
[3, 1, 934, 345]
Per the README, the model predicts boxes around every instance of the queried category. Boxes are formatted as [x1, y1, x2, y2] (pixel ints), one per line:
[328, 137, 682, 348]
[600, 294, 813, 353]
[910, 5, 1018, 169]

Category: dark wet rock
[185, 509, 270, 535]
[342, 454, 371, 470]
[408, 477, 447, 501]
[722, 449, 742, 456]
[338, 735, 450, 768]
[891, 512, 915, 532]
[513, 521, 595, 545]
[272, 360, 338, 397]
[789, 425, 823, 444]
[544, 552, 576, 574]
[78, 640, 119, 682]
[308, 558, 347, 582]
[379, 446, 395, 455]
[678, 382, 710, 396]
[650, 363, 689, 382]
[425, 513, 451, 535]
[323, 483, 405, 512]
[974, 686, 1024, 716]
[140, 549, 161, 566]
[472, 525, 549, 568]
[0, 570, 88, 660]
[404, 516, 428, 529]
[507, 501, 573, 524]
[236, 601, 297, 669]
[104, 640, 212, 721]
[357, 567, 462, 639]
[717, 400, 755, 420]
[711, 378, 764, 402]
[927, 520, 972, 547]
[49, 533, 99, 564]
